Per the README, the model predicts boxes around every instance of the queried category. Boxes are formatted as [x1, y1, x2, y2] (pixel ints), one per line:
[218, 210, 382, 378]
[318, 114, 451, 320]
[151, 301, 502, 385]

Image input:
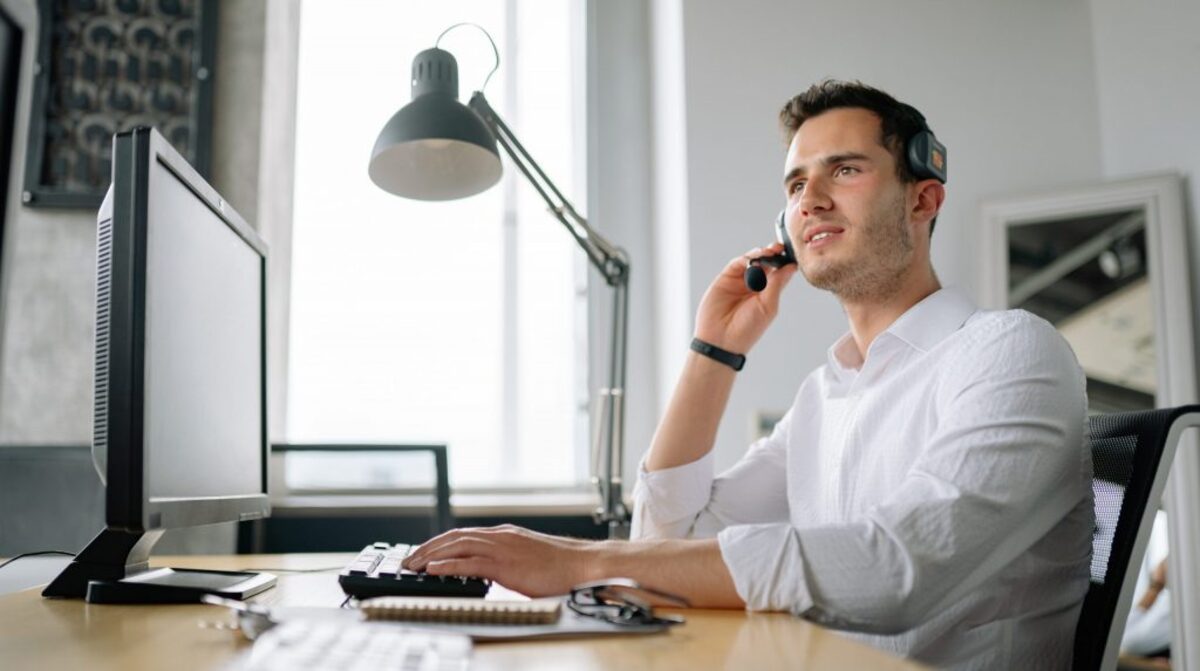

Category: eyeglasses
[567, 578, 690, 627]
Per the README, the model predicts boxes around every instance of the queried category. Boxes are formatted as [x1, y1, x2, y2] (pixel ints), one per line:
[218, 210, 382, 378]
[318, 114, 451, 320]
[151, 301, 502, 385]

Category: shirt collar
[885, 287, 979, 353]
[825, 287, 979, 374]
[826, 332, 864, 375]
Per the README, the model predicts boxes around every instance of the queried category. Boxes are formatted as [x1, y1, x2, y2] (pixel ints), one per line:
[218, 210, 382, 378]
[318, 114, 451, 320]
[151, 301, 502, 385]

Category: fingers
[720, 249, 758, 278]
[754, 263, 798, 314]
[718, 243, 786, 279]
[404, 524, 524, 570]
[402, 529, 464, 568]
[407, 537, 498, 572]
[763, 261, 799, 294]
[424, 557, 493, 579]
[401, 525, 586, 597]
[404, 530, 495, 570]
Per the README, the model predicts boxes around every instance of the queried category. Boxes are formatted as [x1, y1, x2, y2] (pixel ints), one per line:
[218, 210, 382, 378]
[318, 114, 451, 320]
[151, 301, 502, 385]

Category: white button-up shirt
[632, 288, 1092, 670]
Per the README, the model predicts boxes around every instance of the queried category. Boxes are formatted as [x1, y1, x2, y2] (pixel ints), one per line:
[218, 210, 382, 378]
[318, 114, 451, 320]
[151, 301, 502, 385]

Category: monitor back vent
[93, 214, 113, 465]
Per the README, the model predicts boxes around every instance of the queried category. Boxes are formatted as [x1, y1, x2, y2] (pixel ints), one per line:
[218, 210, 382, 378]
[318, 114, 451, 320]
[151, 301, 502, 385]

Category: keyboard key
[376, 560, 403, 578]
[346, 553, 383, 576]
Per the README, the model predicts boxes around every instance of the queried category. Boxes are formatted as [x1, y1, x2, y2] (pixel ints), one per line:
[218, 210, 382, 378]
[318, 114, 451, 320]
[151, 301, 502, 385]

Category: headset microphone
[744, 210, 797, 292]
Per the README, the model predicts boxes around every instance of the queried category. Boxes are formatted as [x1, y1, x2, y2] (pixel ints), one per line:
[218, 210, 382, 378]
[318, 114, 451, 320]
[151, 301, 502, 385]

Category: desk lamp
[367, 24, 630, 538]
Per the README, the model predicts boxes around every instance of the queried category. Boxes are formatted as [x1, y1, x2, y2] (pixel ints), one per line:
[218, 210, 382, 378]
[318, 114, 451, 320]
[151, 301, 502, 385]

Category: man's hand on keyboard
[402, 524, 599, 597]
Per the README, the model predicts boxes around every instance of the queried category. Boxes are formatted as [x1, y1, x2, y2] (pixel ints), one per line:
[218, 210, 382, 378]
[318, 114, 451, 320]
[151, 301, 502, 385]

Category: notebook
[355, 596, 677, 641]
[361, 596, 562, 625]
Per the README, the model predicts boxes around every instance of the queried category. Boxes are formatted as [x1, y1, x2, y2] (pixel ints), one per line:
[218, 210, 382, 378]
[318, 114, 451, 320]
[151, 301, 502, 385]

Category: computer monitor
[43, 127, 276, 603]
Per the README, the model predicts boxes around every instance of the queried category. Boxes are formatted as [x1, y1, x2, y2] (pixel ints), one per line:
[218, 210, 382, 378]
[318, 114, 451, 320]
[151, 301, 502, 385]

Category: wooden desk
[0, 553, 927, 670]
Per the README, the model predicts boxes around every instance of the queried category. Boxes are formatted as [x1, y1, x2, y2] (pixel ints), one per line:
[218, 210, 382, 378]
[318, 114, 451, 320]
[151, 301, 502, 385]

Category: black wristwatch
[690, 338, 746, 371]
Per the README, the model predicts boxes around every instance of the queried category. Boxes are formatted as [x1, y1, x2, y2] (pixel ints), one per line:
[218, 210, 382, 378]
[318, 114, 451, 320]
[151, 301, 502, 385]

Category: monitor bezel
[104, 126, 270, 533]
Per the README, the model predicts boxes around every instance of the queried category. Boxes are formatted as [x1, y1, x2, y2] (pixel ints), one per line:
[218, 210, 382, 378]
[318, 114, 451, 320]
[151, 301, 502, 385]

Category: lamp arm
[468, 92, 628, 285]
[467, 91, 630, 537]
[600, 274, 630, 536]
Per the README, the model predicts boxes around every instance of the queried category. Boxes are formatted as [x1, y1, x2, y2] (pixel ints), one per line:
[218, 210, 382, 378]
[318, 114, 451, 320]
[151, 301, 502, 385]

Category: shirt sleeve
[631, 408, 792, 541]
[717, 314, 1089, 632]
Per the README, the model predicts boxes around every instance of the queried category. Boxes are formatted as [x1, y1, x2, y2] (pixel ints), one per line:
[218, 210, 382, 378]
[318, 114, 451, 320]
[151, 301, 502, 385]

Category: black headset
[744, 119, 947, 292]
[905, 118, 948, 184]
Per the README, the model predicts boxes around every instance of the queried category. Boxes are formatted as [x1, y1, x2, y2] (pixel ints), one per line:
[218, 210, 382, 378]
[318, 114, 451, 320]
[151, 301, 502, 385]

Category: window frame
[277, 0, 594, 500]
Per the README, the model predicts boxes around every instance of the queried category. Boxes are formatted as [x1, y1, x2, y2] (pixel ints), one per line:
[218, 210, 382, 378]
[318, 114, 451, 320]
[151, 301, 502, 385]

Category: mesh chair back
[1073, 407, 1195, 671]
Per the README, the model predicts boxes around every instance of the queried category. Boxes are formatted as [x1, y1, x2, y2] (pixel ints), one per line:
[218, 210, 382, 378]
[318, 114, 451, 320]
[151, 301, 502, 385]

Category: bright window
[287, 0, 588, 490]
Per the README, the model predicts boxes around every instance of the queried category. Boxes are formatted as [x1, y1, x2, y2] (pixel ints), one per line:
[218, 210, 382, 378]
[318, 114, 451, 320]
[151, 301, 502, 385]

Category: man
[404, 80, 1093, 669]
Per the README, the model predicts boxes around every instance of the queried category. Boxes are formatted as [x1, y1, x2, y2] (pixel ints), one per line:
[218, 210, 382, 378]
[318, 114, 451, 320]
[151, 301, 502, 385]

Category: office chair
[1073, 405, 1200, 671]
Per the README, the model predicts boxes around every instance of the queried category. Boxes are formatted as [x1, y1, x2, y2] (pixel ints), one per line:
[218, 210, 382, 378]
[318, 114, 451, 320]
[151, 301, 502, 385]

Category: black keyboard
[338, 542, 490, 599]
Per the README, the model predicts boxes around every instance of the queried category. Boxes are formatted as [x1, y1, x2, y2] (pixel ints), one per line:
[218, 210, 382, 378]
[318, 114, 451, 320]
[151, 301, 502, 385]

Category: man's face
[781, 107, 916, 301]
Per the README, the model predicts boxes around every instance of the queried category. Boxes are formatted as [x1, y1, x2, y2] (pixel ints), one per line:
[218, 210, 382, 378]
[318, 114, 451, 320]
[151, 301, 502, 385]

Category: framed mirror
[980, 173, 1195, 410]
[980, 172, 1200, 665]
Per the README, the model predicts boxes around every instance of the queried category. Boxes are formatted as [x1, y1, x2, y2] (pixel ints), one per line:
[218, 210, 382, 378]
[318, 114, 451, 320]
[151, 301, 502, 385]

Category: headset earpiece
[906, 128, 947, 183]
[774, 209, 796, 260]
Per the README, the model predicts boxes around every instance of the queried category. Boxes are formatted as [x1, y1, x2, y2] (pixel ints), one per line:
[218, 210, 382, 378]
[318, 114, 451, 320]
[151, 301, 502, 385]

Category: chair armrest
[270, 444, 452, 535]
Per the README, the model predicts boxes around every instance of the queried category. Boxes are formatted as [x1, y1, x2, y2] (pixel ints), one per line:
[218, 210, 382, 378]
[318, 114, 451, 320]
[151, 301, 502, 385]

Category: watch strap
[690, 338, 746, 371]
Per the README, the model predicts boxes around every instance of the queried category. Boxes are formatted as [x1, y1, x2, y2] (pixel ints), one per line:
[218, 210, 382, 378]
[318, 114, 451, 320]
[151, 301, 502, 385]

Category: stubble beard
[799, 191, 915, 303]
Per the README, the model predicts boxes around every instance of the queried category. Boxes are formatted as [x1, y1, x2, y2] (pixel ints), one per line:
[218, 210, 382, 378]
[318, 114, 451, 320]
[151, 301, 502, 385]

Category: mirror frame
[980, 173, 1194, 407]
[980, 172, 1200, 669]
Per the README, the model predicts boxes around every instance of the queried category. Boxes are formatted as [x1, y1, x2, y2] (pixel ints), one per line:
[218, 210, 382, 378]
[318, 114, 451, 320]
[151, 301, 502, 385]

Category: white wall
[653, 0, 1106, 470]
[0, 0, 95, 443]
[1090, 0, 1200, 330]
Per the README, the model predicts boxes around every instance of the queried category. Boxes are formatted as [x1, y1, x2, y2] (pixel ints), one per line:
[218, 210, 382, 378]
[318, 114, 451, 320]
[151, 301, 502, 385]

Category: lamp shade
[368, 47, 502, 200]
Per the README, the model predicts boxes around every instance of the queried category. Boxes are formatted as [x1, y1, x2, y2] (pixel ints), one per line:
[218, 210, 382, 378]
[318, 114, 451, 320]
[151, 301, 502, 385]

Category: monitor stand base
[40, 528, 276, 603]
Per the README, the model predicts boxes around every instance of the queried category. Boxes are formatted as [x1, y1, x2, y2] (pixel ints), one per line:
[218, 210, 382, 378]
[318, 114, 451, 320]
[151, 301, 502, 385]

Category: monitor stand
[41, 528, 276, 604]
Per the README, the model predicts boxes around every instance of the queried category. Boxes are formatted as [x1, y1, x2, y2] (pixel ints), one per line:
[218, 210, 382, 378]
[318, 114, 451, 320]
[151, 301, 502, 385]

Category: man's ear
[910, 179, 945, 226]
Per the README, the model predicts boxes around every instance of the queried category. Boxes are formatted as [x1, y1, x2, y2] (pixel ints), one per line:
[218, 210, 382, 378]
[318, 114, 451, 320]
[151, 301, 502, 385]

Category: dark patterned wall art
[23, 0, 216, 208]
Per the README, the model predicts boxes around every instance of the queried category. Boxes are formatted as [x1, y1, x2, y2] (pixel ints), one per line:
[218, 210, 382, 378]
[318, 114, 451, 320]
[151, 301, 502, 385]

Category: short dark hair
[780, 80, 939, 233]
